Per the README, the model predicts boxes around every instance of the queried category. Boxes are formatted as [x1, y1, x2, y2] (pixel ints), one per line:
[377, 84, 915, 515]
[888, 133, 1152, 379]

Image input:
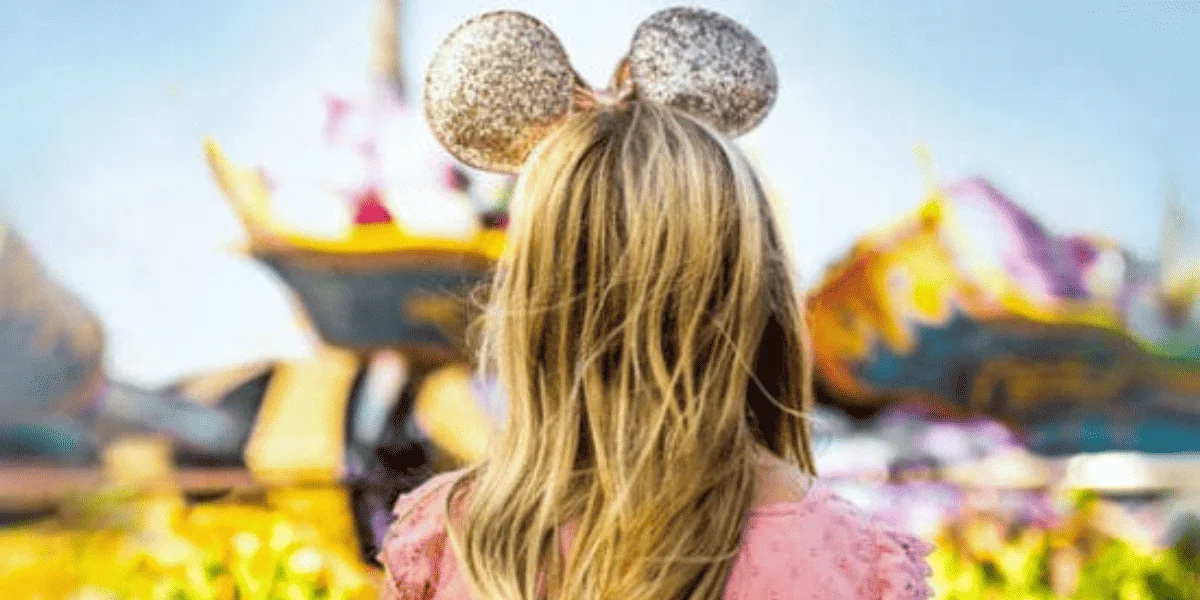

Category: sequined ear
[424, 11, 581, 173]
[626, 7, 777, 137]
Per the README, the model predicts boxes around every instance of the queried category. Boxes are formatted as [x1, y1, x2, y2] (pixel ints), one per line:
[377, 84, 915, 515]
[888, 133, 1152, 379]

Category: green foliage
[0, 487, 380, 600]
[930, 494, 1200, 599]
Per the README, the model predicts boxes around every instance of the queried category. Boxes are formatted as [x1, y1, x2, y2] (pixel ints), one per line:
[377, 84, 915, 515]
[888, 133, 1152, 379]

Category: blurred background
[1, 1, 1198, 598]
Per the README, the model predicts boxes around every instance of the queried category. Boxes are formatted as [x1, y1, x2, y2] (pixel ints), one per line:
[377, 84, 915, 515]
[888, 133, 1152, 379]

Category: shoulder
[390, 469, 466, 525]
[803, 485, 934, 599]
[736, 482, 933, 599]
[376, 470, 468, 597]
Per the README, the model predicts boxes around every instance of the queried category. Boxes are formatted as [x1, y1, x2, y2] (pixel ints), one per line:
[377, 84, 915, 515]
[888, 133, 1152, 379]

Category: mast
[1157, 171, 1198, 328]
[371, 0, 405, 101]
[1158, 171, 1183, 269]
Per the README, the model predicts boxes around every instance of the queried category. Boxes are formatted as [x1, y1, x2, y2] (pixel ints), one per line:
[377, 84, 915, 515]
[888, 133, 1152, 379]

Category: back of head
[449, 101, 814, 600]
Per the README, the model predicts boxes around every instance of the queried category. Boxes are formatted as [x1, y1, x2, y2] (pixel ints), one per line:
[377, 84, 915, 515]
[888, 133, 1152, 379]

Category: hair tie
[574, 69, 635, 112]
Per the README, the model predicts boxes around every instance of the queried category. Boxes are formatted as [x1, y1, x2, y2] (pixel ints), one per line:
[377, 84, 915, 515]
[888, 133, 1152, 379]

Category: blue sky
[1, 0, 1197, 384]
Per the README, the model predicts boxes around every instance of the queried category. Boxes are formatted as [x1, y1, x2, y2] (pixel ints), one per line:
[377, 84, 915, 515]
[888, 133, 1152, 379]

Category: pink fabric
[378, 471, 933, 599]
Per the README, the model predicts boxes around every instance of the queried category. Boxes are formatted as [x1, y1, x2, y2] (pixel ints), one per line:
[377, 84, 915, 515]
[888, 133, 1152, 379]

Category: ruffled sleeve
[870, 518, 934, 600]
[376, 471, 464, 600]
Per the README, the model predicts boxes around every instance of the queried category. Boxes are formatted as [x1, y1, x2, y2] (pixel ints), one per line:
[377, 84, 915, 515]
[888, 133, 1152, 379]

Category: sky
[1, 0, 1198, 385]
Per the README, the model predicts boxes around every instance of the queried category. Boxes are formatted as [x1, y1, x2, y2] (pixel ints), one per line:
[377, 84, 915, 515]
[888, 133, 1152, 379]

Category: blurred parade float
[808, 161, 1200, 455]
[804, 160, 1200, 597]
[197, 0, 510, 556]
[1, 1, 503, 597]
[2, 0, 1200, 597]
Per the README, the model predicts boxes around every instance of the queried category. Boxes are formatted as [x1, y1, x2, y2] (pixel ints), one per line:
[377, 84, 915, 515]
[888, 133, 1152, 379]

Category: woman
[380, 8, 932, 599]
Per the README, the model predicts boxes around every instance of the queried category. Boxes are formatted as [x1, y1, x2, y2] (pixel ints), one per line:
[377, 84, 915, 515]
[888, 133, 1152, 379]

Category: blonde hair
[447, 101, 815, 600]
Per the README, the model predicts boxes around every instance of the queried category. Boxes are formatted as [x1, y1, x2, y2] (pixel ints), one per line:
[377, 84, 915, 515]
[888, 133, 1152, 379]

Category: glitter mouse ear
[424, 11, 583, 174]
[424, 7, 777, 173]
[625, 7, 778, 137]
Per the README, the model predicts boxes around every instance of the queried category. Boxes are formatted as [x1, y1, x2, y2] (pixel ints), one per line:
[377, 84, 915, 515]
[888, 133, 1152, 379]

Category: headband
[424, 6, 777, 173]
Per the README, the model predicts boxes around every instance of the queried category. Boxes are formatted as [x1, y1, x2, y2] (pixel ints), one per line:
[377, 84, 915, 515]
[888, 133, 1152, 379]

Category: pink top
[378, 471, 933, 600]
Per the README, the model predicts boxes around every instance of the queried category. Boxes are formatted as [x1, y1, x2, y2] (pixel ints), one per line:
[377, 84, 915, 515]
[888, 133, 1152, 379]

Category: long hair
[446, 100, 816, 600]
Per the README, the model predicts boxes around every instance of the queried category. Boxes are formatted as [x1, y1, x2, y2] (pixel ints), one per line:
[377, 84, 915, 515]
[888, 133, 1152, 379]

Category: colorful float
[197, 0, 507, 559]
[0, 0, 506, 568]
[808, 172, 1200, 454]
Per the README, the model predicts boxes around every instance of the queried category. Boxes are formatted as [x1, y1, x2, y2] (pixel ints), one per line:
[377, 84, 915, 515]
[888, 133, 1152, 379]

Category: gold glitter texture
[423, 7, 778, 173]
[423, 11, 579, 173]
[627, 7, 777, 137]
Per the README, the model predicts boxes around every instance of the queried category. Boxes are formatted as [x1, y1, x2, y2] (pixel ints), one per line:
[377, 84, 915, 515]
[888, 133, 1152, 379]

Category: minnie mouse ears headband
[424, 7, 777, 173]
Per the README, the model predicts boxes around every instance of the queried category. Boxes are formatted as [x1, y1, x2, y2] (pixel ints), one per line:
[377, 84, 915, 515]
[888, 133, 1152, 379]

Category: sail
[1158, 188, 1199, 329]
[371, 0, 404, 98]
[0, 226, 104, 424]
